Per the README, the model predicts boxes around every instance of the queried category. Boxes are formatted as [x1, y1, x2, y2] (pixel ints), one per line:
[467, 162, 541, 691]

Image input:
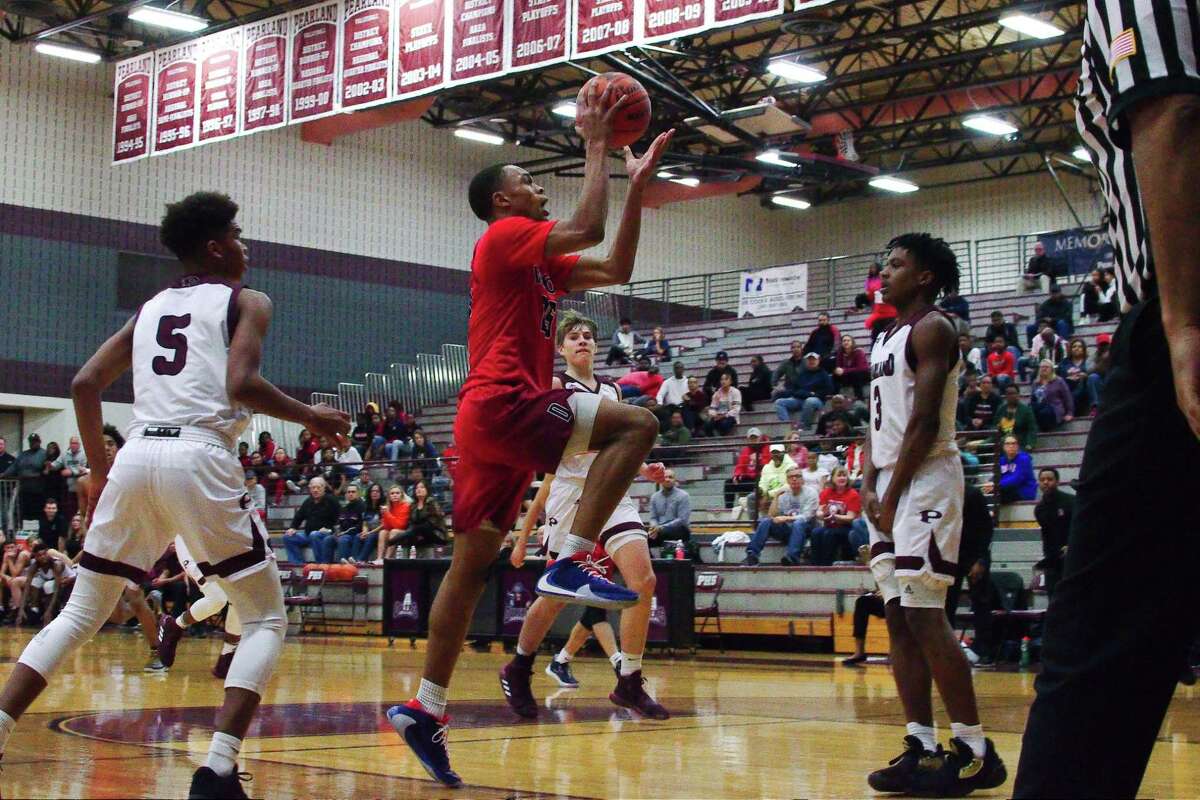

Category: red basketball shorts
[452, 385, 594, 534]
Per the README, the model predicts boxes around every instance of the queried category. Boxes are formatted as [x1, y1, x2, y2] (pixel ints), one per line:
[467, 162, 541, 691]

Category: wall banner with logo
[738, 262, 809, 318]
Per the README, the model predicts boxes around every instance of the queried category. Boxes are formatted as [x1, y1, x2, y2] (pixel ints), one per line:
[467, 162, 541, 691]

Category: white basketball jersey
[553, 371, 619, 481]
[129, 275, 251, 444]
[868, 309, 960, 471]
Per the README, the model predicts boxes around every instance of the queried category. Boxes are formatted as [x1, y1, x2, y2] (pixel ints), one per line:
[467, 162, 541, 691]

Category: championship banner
[448, 0, 506, 84]
[394, 0, 447, 97]
[241, 15, 289, 134]
[197, 29, 242, 143]
[289, 1, 341, 122]
[340, 0, 393, 109]
[1036, 227, 1115, 278]
[640, 0, 706, 44]
[151, 41, 200, 154]
[710, 0, 782, 28]
[738, 262, 808, 318]
[112, 54, 154, 163]
[573, 0, 637, 58]
[508, 0, 570, 72]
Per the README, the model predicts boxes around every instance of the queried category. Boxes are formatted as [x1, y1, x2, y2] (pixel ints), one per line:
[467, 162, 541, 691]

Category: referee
[1014, 1, 1200, 798]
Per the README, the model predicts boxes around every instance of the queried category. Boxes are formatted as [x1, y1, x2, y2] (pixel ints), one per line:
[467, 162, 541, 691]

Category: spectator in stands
[380, 485, 412, 560]
[961, 375, 1001, 431]
[803, 312, 841, 369]
[939, 287, 971, 323]
[949, 481, 999, 665]
[833, 335, 869, 400]
[742, 355, 773, 412]
[148, 543, 187, 619]
[1058, 338, 1093, 414]
[864, 292, 898, 344]
[725, 428, 769, 508]
[1023, 241, 1058, 287]
[958, 334, 984, 380]
[856, 262, 883, 310]
[295, 428, 319, 469]
[1031, 360, 1074, 431]
[349, 483, 385, 563]
[382, 405, 412, 461]
[244, 470, 267, 519]
[237, 441, 251, 468]
[784, 430, 808, 466]
[1020, 322, 1068, 382]
[618, 361, 663, 407]
[703, 351, 737, 398]
[391, 480, 449, 554]
[742, 467, 819, 566]
[1034, 467, 1072, 595]
[1027, 284, 1075, 345]
[985, 336, 1017, 391]
[800, 449, 830, 492]
[40, 442, 64, 507]
[774, 353, 834, 429]
[984, 310, 1023, 361]
[408, 430, 441, 476]
[3, 434, 48, 521]
[37, 499, 66, 552]
[995, 385, 1038, 451]
[334, 484, 368, 562]
[62, 513, 84, 561]
[282, 476, 340, 563]
[1080, 267, 1119, 322]
[822, 415, 855, 443]
[844, 435, 867, 484]
[648, 469, 691, 546]
[350, 412, 374, 457]
[50, 436, 87, 522]
[704, 371, 742, 436]
[655, 411, 691, 465]
[988, 435, 1037, 504]
[772, 340, 807, 393]
[757, 444, 799, 505]
[683, 376, 709, 433]
[257, 431, 277, 463]
[816, 395, 861, 436]
[401, 464, 426, 499]
[1086, 333, 1111, 416]
[654, 360, 689, 428]
[0, 438, 13, 478]
[606, 318, 644, 366]
[641, 326, 672, 363]
[811, 467, 860, 565]
[843, 590, 886, 665]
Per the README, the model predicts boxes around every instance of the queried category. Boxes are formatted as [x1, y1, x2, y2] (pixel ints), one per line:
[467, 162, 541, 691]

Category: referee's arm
[1130, 94, 1200, 437]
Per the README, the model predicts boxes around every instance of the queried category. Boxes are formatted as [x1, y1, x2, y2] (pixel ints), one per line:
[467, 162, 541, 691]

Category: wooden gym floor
[1, 630, 1199, 799]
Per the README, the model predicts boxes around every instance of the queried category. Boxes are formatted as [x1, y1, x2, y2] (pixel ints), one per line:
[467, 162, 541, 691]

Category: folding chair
[283, 568, 326, 632]
[694, 571, 724, 653]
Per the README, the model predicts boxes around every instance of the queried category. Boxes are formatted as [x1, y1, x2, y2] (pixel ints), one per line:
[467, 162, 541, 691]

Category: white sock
[554, 648, 572, 664]
[416, 678, 448, 718]
[906, 722, 937, 752]
[558, 534, 593, 558]
[951, 722, 986, 758]
[619, 652, 643, 676]
[516, 644, 532, 657]
[204, 731, 241, 777]
[609, 652, 622, 669]
[0, 709, 16, 754]
[220, 642, 237, 655]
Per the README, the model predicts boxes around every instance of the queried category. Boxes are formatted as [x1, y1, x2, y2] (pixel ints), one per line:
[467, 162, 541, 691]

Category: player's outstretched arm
[71, 316, 135, 513]
[566, 129, 674, 291]
[227, 289, 351, 441]
[512, 476, 553, 568]
[877, 314, 958, 532]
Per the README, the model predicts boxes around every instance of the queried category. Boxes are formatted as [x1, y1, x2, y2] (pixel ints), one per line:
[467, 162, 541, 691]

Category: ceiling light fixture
[869, 176, 920, 193]
[551, 102, 577, 118]
[766, 57, 826, 84]
[998, 13, 1064, 39]
[771, 194, 811, 210]
[756, 150, 798, 167]
[454, 128, 505, 145]
[670, 177, 700, 187]
[1072, 146, 1092, 162]
[34, 43, 102, 63]
[128, 6, 210, 32]
[962, 114, 1019, 136]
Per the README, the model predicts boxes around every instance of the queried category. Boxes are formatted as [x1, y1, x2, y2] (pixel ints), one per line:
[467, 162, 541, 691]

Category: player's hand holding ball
[307, 402, 352, 443]
[574, 72, 654, 149]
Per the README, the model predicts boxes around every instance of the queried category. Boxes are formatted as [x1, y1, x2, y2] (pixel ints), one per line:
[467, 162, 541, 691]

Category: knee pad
[897, 572, 950, 609]
[580, 605, 608, 631]
[219, 564, 286, 695]
[18, 570, 126, 679]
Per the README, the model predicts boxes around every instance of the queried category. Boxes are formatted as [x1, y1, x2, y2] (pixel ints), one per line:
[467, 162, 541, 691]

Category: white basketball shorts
[543, 477, 646, 558]
[866, 452, 964, 609]
[83, 435, 272, 586]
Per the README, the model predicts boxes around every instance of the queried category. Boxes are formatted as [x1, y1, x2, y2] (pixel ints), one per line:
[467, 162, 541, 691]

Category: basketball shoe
[610, 671, 669, 720]
[188, 767, 249, 799]
[156, 614, 184, 668]
[909, 737, 1006, 797]
[499, 662, 538, 718]
[536, 551, 637, 609]
[545, 660, 579, 688]
[386, 700, 462, 788]
[867, 735, 940, 793]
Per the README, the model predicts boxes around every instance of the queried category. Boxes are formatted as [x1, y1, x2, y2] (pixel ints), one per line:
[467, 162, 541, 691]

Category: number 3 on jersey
[873, 385, 882, 431]
[152, 313, 192, 376]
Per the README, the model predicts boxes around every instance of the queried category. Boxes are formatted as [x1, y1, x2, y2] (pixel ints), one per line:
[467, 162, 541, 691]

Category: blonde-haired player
[501, 311, 669, 720]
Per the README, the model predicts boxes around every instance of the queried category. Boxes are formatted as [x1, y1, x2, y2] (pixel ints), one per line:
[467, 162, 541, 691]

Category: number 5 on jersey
[152, 314, 192, 375]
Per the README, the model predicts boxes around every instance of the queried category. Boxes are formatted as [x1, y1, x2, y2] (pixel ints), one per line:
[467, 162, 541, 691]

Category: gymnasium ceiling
[2, 0, 1093, 201]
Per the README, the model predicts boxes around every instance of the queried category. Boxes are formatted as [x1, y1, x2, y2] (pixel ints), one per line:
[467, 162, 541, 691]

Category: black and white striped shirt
[1076, 0, 1200, 312]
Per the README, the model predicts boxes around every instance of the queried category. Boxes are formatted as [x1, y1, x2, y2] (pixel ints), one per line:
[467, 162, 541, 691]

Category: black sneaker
[868, 735, 938, 793]
[779, 555, 798, 566]
[499, 662, 538, 719]
[910, 737, 1006, 797]
[609, 670, 670, 720]
[545, 659, 580, 688]
[740, 554, 760, 566]
[157, 613, 184, 668]
[188, 767, 250, 799]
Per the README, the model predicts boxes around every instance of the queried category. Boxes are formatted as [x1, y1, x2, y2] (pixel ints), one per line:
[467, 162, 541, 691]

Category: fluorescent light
[1072, 146, 1091, 162]
[551, 102, 576, 118]
[999, 13, 1064, 39]
[869, 176, 919, 193]
[766, 58, 826, 84]
[129, 6, 209, 32]
[756, 150, 797, 167]
[962, 114, 1019, 136]
[771, 194, 810, 210]
[670, 177, 700, 187]
[657, 170, 675, 178]
[34, 43, 101, 63]
[454, 128, 505, 145]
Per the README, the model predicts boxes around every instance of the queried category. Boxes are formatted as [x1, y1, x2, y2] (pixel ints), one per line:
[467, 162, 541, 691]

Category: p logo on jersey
[918, 509, 943, 524]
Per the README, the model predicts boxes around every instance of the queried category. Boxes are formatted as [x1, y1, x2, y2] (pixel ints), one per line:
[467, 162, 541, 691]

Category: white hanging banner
[738, 262, 808, 318]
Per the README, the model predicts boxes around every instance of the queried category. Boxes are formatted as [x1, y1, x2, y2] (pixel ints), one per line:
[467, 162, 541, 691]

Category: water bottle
[1019, 636, 1032, 668]
[675, 543, 686, 560]
[409, 546, 418, 559]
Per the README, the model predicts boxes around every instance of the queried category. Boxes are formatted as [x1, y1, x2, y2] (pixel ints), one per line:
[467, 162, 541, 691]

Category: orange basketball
[576, 72, 651, 148]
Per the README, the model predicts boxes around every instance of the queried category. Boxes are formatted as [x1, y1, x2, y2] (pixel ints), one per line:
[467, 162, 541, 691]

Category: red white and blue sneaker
[536, 552, 638, 609]
[386, 700, 463, 788]
[545, 659, 580, 688]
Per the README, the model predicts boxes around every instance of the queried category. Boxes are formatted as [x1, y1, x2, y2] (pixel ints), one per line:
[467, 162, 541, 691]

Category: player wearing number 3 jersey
[0, 192, 352, 800]
[861, 234, 1005, 797]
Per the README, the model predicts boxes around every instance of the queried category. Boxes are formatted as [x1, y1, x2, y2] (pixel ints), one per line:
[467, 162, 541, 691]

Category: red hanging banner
[573, 0, 637, 58]
[151, 41, 200, 154]
[508, 0, 569, 72]
[448, 0, 506, 84]
[395, 0, 447, 98]
[197, 28, 242, 143]
[640, 0, 706, 43]
[112, 54, 154, 164]
[341, 0, 393, 108]
[289, 1, 341, 122]
[240, 14, 290, 134]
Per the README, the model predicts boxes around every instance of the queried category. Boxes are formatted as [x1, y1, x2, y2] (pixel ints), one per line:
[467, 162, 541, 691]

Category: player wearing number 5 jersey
[861, 234, 1005, 797]
[0, 192, 351, 800]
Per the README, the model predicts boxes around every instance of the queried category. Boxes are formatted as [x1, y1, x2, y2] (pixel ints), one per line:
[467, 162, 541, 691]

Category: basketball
[576, 72, 651, 148]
